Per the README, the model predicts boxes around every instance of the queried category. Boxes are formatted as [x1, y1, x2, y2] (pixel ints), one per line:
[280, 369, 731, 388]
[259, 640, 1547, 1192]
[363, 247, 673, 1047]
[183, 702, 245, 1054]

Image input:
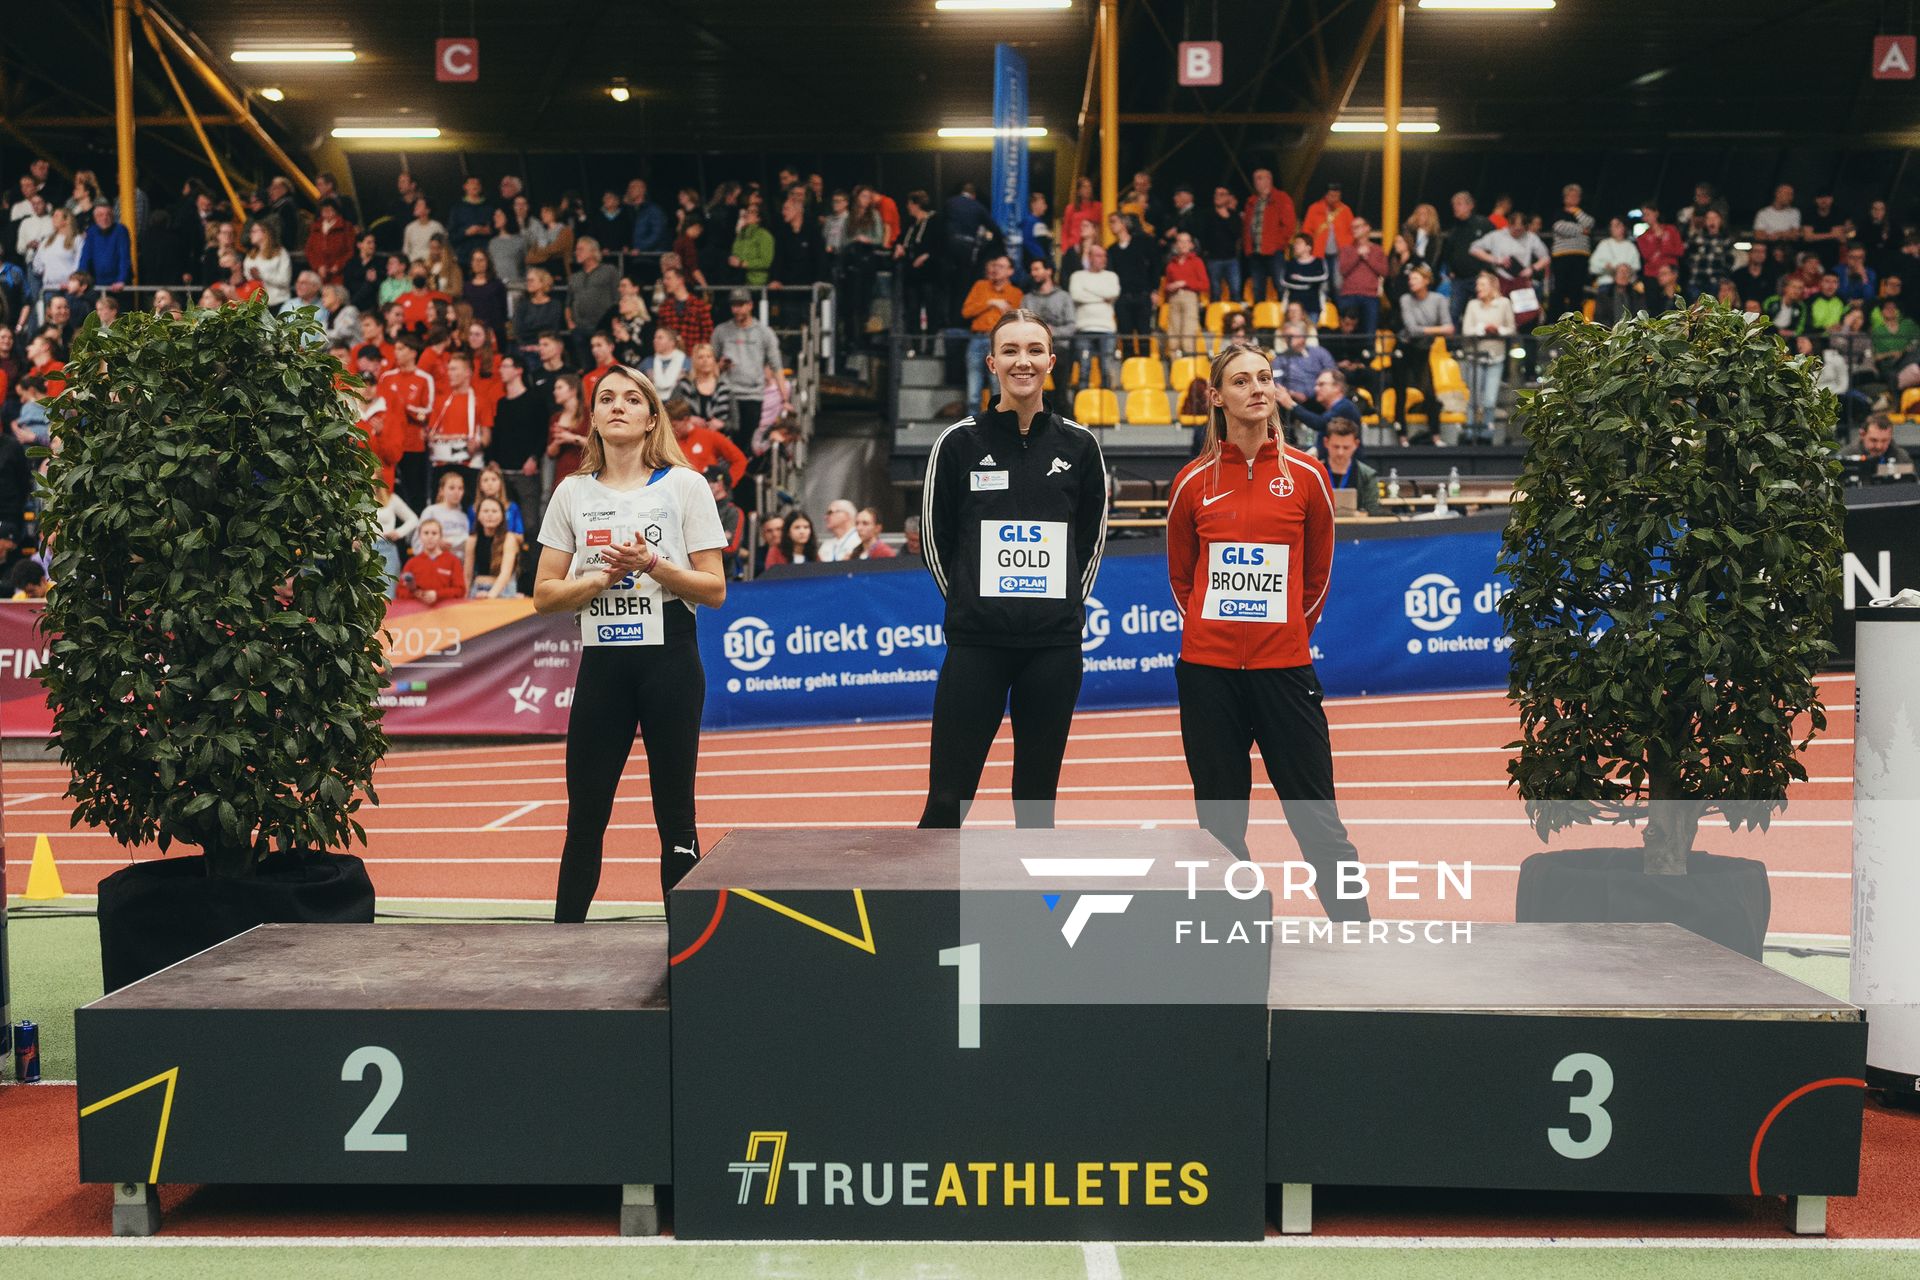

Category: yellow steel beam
[113, 0, 139, 279]
[139, 12, 246, 231]
[1382, 0, 1404, 240]
[1099, 0, 1117, 244]
[136, 1, 319, 202]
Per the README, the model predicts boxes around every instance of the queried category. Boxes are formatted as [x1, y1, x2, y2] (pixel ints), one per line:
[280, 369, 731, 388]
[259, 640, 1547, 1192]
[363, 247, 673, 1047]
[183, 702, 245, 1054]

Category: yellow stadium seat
[1169, 356, 1202, 393]
[1073, 388, 1120, 426]
[1121, 357, 1166, 391]
[1124, 389, 1174, 425]
[1429, 336, 1450, 363]
[1434, 357, 1467, 396]
[1380, 388, 1429, 424]
[1319, 300, 1341, 330]
[1351, 385, 1379, 426]
[1902, 387, 1920, 414]
[1252, 301, 1284, 331]
[1156, 303, 1171, 331]
[1204, 301, 1243, 334]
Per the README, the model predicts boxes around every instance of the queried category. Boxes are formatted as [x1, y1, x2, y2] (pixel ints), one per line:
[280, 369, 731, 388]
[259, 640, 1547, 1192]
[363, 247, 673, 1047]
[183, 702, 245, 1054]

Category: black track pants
[919, 643, 1083, 830]
[1175, 659, 1371, 922]
[555, 634, 705, 923]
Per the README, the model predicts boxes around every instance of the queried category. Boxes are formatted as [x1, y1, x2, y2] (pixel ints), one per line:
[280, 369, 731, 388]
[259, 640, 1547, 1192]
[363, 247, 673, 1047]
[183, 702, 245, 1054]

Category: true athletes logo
[1020, 854, 1154, 947]
[727, 1130, 1208, 1210]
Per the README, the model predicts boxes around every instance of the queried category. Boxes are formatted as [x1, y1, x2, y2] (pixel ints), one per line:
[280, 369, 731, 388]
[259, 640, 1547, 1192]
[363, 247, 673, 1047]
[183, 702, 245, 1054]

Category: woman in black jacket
[919, 308, 1109, 829]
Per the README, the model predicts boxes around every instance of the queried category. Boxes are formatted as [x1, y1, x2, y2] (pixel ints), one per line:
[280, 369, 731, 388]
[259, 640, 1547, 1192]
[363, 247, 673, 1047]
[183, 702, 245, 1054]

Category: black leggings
[1176, 660, 1370, 922]
[555, 631, 705, 923]
[919, 643, 1083, 830]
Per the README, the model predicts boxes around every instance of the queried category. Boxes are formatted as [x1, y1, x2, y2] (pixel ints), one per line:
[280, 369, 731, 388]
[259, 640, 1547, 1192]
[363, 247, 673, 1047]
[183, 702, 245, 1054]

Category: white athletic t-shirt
[539, 468, 727, 646]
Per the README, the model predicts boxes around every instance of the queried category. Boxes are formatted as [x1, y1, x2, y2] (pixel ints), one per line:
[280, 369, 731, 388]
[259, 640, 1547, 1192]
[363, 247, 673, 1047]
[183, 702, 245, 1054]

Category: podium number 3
[342, 1046, 409, 1152]
[1549, 1052, 1613, 1159]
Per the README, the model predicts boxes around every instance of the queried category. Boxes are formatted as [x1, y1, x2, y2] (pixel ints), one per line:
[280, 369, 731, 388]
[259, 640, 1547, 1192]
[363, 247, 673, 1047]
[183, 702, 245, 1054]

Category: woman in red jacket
[1165, 343, 1370, 922]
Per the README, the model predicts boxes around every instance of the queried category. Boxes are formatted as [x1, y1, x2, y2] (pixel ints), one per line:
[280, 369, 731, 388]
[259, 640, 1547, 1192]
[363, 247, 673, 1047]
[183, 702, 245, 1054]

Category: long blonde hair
[50, 207, 80, 250]
[1202, 342, 1285, 456]
[579, 366, 692, 476]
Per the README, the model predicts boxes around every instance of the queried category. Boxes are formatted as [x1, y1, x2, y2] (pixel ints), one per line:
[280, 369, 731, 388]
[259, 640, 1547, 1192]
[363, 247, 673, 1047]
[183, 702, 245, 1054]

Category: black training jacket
[921, 406, 1109, 648]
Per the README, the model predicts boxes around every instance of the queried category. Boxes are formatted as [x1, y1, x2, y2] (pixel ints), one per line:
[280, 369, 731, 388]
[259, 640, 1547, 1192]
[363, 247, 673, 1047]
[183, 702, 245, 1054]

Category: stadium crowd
[1, 155, 1915, 595]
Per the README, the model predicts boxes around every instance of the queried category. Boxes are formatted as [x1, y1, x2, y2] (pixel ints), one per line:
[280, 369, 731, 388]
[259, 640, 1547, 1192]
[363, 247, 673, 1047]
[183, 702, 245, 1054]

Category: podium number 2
[938, 944, 981, 1049]
[342, 1046, 409, 1152]
[1548, 1052, 1613, 1160]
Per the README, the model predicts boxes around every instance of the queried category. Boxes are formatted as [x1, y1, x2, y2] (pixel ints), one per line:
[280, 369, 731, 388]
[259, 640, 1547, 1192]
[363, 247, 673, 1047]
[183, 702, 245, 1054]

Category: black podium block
[1266, 923, 1866, 1233]
[669, 828, 1271, 1241]
[77, 924, 671, 1234]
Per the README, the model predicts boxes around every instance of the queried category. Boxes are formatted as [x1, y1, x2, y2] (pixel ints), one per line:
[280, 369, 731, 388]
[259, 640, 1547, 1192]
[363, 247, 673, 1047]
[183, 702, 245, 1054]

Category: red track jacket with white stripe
[1166, 434, 1334, 670]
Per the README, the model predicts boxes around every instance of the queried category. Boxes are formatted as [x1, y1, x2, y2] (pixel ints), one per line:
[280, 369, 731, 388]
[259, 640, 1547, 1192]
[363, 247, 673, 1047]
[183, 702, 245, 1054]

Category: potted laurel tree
[1499, 300, 1845, 960]
[39, 298, 390, 992]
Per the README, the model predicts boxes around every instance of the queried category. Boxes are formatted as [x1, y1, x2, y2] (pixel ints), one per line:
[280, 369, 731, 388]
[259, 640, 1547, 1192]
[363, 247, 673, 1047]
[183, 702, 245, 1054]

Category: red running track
[1, 679, 1857, 937]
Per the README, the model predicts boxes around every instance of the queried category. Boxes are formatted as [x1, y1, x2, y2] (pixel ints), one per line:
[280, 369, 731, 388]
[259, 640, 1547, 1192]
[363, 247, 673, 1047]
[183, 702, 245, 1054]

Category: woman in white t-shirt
[534, 365, 729, 922]
[243, 220, 293, 306]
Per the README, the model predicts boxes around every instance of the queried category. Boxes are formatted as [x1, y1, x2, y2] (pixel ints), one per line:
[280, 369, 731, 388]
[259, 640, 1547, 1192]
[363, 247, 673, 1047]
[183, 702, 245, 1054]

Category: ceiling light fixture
[230, 47, 357, 63]
[1417, 0, 1554, 9]
[1331, 120, 1440, 133]
[938, 126, 1049, 138]
[609, 80, 632, 103]
[258, 87, 285, 102]
[331, 124, 441, 139]
[935, 0, 1072, 9]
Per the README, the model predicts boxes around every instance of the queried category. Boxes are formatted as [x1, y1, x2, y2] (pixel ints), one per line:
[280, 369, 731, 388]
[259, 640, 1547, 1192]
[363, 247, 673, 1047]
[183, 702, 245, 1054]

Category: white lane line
[1083, 1240, 1123, 1279]
[482, 801, 547, 830]
[1, 718, 1855, 786]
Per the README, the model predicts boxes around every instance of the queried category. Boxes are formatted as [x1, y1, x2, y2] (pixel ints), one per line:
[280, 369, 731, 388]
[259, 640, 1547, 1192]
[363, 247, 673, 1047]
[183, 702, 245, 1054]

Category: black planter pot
[1514, 847, 1772, 961]
[96, 850, 376, 993]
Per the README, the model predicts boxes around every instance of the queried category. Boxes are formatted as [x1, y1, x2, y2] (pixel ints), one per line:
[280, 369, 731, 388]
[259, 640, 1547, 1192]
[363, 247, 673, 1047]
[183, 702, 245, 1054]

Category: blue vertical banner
[991, 42, 1030, 268]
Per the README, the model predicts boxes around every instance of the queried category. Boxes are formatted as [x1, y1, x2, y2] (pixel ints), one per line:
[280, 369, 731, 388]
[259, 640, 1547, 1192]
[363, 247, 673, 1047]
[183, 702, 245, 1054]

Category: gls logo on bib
[1201, 542, 1288, 623]
[979, 520, 1068, 598]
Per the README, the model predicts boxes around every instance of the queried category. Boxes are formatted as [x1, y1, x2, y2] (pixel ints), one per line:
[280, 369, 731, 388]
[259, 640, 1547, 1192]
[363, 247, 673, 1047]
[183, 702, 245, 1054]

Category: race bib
[428, 437, 470, 465]
[577, 519, 666, 646]
[979, 520, 1068, 599]
[1200, 542, 1289, 623]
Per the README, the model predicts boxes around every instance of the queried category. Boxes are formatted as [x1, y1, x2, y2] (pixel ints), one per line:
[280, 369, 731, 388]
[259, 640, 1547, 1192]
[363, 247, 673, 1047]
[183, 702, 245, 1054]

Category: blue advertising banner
[697, 530, 1514, 731]
[991, 43, 1030, 268]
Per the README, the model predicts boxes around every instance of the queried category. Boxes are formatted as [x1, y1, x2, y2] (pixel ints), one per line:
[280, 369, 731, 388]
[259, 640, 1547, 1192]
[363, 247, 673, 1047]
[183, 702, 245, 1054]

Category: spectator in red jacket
[304, 198, 357, 285]
[1301, 180, 1354, 276]
[1159, 230, 1210, 357]
[1635, 203, 1685, 284]
[1241, 167, 1299, 306]
[397, 519, 465, 605]
[1063, 175, 1104, 247]
[1336, 218, 1388, 338]
[667, 396, 748, 484]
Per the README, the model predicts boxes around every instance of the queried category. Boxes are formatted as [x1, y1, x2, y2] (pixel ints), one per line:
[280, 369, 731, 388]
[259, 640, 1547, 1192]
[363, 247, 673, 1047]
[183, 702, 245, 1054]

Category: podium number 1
[342, 1046, 409, 1152]
[938, 944, 981, 1049]
[1548, 1052, 1614, 1160]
